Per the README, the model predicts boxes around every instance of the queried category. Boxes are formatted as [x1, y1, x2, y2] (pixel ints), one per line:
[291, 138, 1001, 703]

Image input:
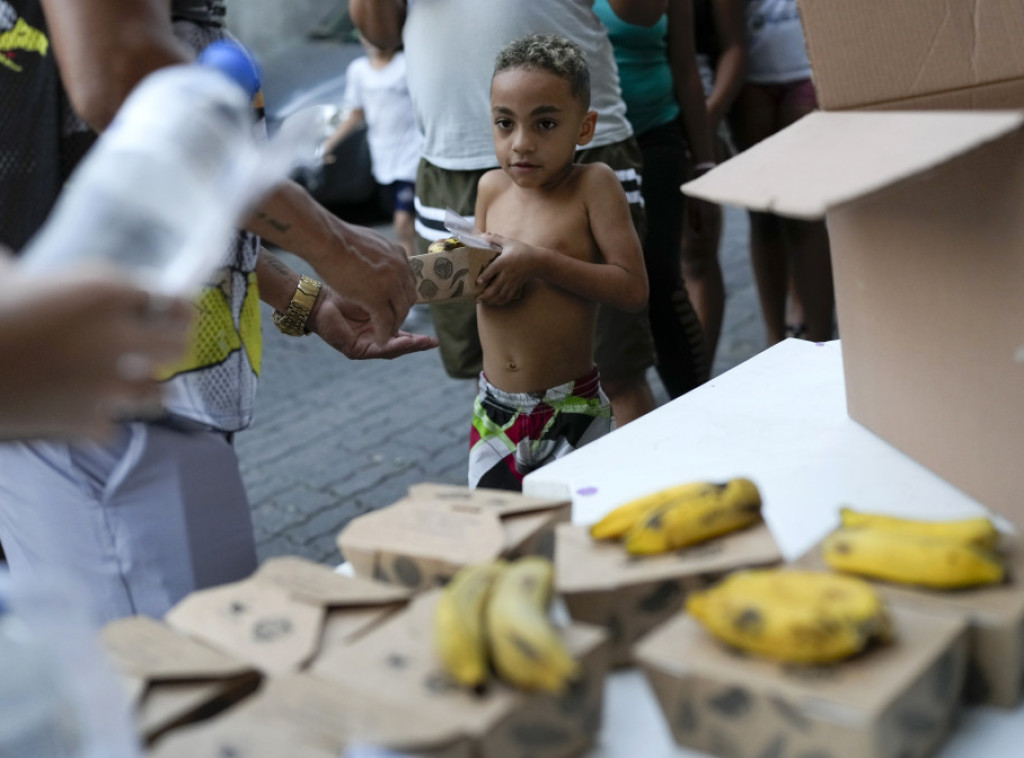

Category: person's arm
[608, 0, 670, 27]
[255, 250, 437, 359]
[706, 0, 747, 132]
[476, 166, 648, 312]
[349, 0, 407, 49]
[40, 0, 193, 130]
[668, 0, 715, 168]
[0, 255, 192, 440]
[322, 108, 366, 160]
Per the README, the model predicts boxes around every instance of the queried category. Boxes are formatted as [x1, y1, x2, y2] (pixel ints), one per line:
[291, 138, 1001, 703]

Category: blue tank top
[593, 0, 679, 135]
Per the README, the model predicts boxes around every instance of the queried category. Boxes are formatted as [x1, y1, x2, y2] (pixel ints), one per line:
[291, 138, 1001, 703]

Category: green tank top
[593, 0, 679, 135]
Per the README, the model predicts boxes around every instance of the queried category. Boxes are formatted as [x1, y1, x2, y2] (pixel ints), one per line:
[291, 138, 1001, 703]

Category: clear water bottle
[19, 40, 318, 296]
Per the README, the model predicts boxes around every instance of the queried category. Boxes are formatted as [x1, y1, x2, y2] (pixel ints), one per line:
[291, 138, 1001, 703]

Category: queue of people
[0, 0, 833, 625]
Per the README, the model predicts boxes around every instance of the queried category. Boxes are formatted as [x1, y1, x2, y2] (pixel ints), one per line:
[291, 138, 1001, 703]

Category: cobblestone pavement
[237, 206, 766, 565]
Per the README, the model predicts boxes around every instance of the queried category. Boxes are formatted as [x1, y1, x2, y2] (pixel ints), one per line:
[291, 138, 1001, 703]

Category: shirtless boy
[468, 34, 649, 491]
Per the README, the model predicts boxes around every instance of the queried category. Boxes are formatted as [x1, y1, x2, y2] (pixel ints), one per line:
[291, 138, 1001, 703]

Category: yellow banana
[589, 480, 721, 540]
[838, 507, 999, 550]
[485, 556, 578, 694]
[822, 527, 1005, 589]
[434, 560, 505, 688]
[687, 568, 891, 664]
[624, 478, 762, 555]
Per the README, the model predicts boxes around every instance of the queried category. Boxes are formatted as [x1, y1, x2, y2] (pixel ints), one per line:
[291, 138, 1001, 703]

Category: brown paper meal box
[297, 588, 611, 758]
[337, 483, 571, 591]
[411, 245, 499, 304]
[146, 673, 472, 758]
[797, 532, 1024, 708]
[100, 615, 261, 745]
[682, 0, 1024, 530]
[555, 521, 784, 667]
[634, 603, 969, 758]
[163, 556, 411, 676]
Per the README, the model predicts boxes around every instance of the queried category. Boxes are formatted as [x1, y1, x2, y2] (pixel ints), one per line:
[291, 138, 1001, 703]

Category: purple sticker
[576, 486, 598, 496]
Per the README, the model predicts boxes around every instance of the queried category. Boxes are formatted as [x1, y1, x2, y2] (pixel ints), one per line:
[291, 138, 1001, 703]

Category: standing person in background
[727, 0, 833, 344]
[594, 0, 715, 396]
[680, 0, 746, 365]
[323, 34, 422, 260]
[351, 0, 667, 427]
[0, 0, 434, 624]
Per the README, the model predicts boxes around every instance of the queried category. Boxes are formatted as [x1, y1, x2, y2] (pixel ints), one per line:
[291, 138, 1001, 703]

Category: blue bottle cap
[198, 39, 262, 98]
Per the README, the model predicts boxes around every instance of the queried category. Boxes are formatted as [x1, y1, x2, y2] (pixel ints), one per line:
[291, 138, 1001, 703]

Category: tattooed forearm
[253, 211, 292, 235]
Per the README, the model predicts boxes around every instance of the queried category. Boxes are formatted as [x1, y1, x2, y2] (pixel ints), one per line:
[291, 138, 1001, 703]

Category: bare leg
[784, 217, 834, 341]
[393, 209, 416, 259]
[680, 201, 725, 364]
[748, 210, 789, 345]
[603, 374, 656, 427]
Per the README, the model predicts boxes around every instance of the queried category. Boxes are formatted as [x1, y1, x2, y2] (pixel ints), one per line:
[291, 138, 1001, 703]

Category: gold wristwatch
[272, 274, 322, 336]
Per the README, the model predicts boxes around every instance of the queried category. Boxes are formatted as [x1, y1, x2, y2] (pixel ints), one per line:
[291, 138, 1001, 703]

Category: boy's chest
[489, 191, 595, 262]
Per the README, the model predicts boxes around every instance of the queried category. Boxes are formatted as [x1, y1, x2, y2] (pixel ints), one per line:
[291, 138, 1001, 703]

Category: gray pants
[0, 421, 256, 624]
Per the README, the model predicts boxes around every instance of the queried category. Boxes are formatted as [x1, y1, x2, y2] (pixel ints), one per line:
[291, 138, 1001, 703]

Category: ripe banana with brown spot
[434, 560, 505, 688]
[485, 556, 578, 694]
[686, 568, 891, 664]
[838, 507, 999, 550]
[822, 527, 1005, 589]
[624, 478, 762, 555]
[589, 480, 720, 540]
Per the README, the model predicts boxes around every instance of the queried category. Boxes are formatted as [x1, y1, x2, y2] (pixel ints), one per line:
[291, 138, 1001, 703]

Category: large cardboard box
[798, 533, 1024, 708]
[635, 603, 969, 758]
[555, 521, 783, 666]
[410, 245, 499, 304]
[163, 556, 411, 675]
[337, 483, 571, 591]
[100, 615, 261, 746]
[682, 0, 1024, 527]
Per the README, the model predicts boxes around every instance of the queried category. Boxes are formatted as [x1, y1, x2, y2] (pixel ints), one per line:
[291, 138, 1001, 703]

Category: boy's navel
[506, 360, 518, 371]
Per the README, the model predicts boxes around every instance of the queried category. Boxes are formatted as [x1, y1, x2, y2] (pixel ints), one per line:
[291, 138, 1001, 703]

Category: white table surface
[523, 338, 1023, 757]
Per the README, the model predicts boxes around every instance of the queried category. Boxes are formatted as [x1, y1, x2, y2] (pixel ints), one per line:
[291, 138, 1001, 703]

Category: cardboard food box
[797, 533, 1024, 708]
[305, 589, 611, 758]
[146, 673, 472, 758]
[337, 483, 572, 591]
[411, 245, 499, 304]
[635, 603, 969, 758]
[163, 556, 411, 675]
[682, 0, 1024, 526]
[100, 615, 260, 745]
[555, 521, 784, 666]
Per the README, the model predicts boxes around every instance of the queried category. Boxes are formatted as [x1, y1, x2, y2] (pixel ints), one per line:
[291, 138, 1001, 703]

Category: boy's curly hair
[493, 33, 591, 107]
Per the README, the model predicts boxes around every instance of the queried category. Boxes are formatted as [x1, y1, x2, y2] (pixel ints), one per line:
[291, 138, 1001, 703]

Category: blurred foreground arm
[0, 257, 192, 440]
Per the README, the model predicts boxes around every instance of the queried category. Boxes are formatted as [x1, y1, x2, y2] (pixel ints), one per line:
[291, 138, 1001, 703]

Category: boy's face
[490, 67, 597, 189]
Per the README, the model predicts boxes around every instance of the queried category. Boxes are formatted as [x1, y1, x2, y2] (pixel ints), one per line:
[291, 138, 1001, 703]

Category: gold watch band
[272, 274, 322, 336]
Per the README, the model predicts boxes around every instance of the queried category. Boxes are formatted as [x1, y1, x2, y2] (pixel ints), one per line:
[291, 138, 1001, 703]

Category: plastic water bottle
[19, 40, 319, 295]
[0, 570, 141, 758]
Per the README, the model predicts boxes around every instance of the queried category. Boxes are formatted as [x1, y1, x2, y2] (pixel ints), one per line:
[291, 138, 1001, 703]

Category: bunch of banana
[427, 236, 466, 253]
[589, 477, 762, 556]
[686, 568, 892, 664]
[433, 556, 578, 694]
[822, 524, 1005, 590]
[838, 507, 999, 550]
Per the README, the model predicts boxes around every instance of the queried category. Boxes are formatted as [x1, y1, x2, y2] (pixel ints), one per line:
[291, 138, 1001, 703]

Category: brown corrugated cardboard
[555, 522, 784, 666]
[798, 0, 1024, 111]
[411, 245, 499, 304]
[635, 604, 969, 758]
[100, 615, 260, 745]
[337, 484, 571, 591]
[683, 0, 1024, 529]
[797, 533, 1024, 708]
[163, 556, 411, 675]
[304, 589, 611, 758]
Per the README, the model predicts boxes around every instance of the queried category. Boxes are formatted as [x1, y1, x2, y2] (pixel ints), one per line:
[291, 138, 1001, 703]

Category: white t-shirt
[342, 52, 423, 184]
[402, 0, 634, 171]
[745, 0, 812, 84]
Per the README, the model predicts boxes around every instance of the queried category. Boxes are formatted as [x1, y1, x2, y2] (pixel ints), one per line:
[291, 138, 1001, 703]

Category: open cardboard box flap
[798, 0, 1024, 111]
[408, 482, 572, 518]
[164, 557, 410, 676]
[682, 110, 1024, 219]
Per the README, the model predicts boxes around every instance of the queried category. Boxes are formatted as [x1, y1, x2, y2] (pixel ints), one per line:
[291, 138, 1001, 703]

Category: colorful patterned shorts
[469, 367, 612, 491]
